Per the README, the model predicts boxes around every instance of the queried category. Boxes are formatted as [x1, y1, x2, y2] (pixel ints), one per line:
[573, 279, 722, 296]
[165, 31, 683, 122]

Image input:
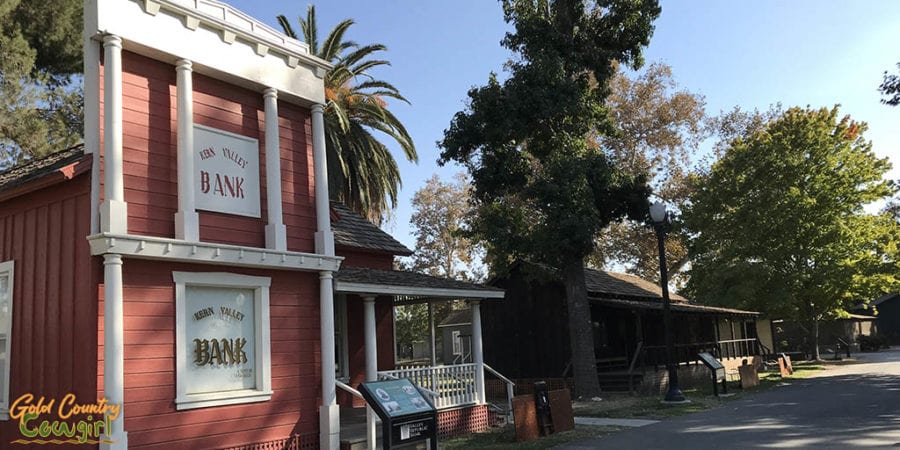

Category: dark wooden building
[485, 265, 771, 381]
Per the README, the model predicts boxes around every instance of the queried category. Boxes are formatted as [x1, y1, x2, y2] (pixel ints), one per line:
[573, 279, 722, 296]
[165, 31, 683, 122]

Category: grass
[443, 361, 827, 448]
[441, 424, 622, 449]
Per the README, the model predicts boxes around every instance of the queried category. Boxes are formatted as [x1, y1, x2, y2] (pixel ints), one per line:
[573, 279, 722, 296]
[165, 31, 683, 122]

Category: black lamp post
[650, 201, 687, 404]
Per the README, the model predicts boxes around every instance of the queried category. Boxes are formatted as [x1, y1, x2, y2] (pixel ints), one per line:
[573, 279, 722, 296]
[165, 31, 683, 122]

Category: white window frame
[452, 330, 462, 356]
[0, 260, 13, 420]
[173, 271, 272, 410]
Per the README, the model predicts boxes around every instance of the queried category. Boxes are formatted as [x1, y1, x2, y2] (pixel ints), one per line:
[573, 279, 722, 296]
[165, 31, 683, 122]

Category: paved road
[558, 349, 900, 449]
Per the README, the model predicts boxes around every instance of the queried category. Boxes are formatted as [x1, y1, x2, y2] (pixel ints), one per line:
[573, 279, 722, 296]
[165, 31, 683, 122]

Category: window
[0, 261, 12, 420]
[173, 272, 272, 410]
[452, 330, 462, 356]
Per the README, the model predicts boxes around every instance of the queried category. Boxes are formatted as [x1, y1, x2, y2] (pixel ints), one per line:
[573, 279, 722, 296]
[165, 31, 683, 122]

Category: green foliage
[439, 0, 660, 397]
[278, 5, 416, 224]
[684, 106, 900, 357]
[880, 62, 900, 106]
[0, 0, 83, 169]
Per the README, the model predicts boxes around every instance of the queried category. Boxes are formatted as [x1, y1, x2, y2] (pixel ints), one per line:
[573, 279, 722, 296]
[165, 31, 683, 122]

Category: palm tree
[278, 5, 417, 224]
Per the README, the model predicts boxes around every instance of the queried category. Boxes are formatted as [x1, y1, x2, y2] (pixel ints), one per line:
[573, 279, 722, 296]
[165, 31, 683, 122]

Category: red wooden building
[0, 1, 505, 449]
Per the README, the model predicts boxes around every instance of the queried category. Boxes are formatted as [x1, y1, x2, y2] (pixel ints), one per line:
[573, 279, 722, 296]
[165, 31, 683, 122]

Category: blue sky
[229, 0, 900, 248]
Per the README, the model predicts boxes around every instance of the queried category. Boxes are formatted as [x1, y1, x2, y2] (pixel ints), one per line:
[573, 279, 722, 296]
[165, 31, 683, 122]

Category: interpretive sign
[359, 379, 438, 449]
[697, 352, 728, 396]
[194, 125, 261, 218]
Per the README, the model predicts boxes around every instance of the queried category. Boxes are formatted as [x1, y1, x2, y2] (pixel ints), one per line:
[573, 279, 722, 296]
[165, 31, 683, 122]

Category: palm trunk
[562, 257, 602, 399]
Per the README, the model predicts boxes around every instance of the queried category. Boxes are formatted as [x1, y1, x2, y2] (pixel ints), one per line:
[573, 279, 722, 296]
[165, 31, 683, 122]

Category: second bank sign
[194, 125, 261, 218]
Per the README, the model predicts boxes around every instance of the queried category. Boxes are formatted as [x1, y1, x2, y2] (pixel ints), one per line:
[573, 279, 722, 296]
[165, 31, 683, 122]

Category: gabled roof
[585, 268, 688, 302]
[0, 145, 86, 193]
[438, 308, 473, 327]
[330, 202, 413, 256]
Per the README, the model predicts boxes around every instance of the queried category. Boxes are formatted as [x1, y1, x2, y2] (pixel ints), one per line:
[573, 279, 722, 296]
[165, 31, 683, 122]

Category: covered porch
[333, 267, 508, 446]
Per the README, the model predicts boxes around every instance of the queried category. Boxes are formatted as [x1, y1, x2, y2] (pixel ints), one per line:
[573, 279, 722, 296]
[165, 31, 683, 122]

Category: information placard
[364, 379, 432, 418]
[359, 379, 438, 449]
[698, 352, 724, 370]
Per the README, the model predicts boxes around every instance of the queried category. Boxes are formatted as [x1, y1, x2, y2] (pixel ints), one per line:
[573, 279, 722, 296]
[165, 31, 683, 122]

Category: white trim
[334, 282, 505, 300]
[173, 271, 272, 410]
[87, 233, 342, 272]
[0, 260, 14, 420]
[87, 0, 329, 105]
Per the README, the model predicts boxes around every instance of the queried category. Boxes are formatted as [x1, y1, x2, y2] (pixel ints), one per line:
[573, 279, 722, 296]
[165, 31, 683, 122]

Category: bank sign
[194, 125, 261, 218]
[185, 286, 257, 395]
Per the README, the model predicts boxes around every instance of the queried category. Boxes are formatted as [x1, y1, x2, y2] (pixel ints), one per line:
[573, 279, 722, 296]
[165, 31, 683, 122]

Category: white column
[428, 301, 436, 366]
[319, 271, 339, 450]
[471, 300, 485, 404]
[363, 296, 377, 450]
[311, 104, 334, 256]
[100, 35, 128, 235]
[102, 254, 127, 450]
[174, 59, 199, 241]
[84, 35, 101, 234]
[263, 88, 287, 250]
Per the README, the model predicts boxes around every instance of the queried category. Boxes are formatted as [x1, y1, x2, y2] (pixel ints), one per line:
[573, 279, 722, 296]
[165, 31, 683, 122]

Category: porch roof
[334, 267, 505, 300]
[589, 296, 759, 316]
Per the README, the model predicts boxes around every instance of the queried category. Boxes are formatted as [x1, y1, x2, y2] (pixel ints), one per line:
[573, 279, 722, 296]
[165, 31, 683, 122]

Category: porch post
[363, 296, 377, 450]
[428, 301, 436, 366]
[471, 299, 485, 404]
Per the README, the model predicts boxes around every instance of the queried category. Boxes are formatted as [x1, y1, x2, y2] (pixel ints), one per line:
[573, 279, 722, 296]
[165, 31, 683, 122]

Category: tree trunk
[810, 317, 821, 361]
[562, 257, 602, 399]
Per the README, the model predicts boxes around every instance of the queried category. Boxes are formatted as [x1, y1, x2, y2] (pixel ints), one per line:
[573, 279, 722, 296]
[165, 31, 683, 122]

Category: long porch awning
[589, 296, 759, 316]
[334, 267, 505, 301]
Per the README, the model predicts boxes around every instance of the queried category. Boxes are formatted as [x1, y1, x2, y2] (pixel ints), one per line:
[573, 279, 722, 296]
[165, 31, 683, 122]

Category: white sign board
[184, 286, 257, 394]
[194, 125, 261, 218]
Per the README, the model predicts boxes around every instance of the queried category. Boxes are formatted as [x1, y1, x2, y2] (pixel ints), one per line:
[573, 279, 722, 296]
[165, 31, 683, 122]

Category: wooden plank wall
[0, 174, 99, 443]
[99, 260, 320, 449]
[111, 51, 318, 253]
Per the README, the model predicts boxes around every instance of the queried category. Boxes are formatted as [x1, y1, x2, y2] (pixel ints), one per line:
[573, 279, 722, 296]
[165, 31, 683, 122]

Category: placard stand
[697, 352, 728, 397]
[359, 379, 438, 449]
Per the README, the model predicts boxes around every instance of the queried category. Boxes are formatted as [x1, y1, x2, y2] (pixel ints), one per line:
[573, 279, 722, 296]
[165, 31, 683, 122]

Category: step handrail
[484, 363, 515, 424]
[336, 379, 363, 400]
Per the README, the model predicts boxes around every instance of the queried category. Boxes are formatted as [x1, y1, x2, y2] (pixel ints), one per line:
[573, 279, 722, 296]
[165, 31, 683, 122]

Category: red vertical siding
[0, 174, 99, 444]
[96, 260, 321, 449]
[105, 51, 318, 252]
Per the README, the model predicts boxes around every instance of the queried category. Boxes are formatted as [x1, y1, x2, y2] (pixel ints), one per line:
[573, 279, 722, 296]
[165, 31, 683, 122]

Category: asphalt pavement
[557, 348, 900, 449]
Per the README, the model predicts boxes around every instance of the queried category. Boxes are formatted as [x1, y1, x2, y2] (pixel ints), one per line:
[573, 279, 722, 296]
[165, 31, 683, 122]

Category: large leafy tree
[684, 106, 900, 360]
[590, 62, 706, 284]
[439, 0, 660, 398]
[278, 6, 416, 223]
[407, 173, 484, 282]
[0, 0, 83, 169]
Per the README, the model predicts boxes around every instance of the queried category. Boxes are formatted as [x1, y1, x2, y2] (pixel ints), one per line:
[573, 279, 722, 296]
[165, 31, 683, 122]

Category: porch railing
[639, 338, 765, 368]
[379, 363, 478, 409]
